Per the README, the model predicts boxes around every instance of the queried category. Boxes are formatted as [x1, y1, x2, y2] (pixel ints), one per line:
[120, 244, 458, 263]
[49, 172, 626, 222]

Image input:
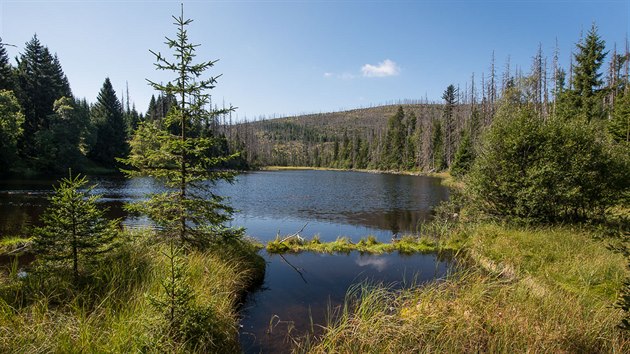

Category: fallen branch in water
[279, 223, 309, 243]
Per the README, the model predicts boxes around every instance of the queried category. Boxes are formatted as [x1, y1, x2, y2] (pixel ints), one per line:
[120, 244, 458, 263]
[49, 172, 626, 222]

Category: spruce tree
[0, 38, 14, 91]
[442, 84, 458, 166]
[15, 35, 72, 158]
[33, 173, 118, 285]
[123, 6, 241, 248]
[382, 106, 406, 169]
[610, 91, 630, 144]
[89, 78, 128, 167]
[450, 130, 474, 177]
[572, 23, 607, 120]
[431, 119, 445, 171]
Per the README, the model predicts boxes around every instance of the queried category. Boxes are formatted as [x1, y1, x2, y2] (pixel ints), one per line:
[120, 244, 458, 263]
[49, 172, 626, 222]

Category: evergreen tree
[146, 94, 158, 121]
[0, 38, 14, 91]
[610, 91, 630, 144]
[404, 111, 417, 170]
[123, 7, 241, 248]
[442, 85, 458, 166]
[125, 105, 141, 134]
[450, 130, 474, 177]
[15, 35, 72, 158]
[89, 78, 128, 167]
[382, 106, 406, 169]
[0, 90, 24, 175]
[431, 119, 445, 171]
[33, 173, 118, 285]
[572, 23, 607, 121]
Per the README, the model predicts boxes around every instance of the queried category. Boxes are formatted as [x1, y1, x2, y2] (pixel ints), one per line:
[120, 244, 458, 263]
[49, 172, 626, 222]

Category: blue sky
[1, 0, 628, 120]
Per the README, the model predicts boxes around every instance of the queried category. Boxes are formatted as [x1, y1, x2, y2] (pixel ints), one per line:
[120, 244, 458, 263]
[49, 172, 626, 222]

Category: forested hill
[229, 97, 481, 172]
[229, 24, 629, 175]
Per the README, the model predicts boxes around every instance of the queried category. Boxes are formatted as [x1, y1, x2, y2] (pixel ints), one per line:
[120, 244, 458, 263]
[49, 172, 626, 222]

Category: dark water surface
[240, 251, 450, 353]
[0, 170, 449, 241]
[0, 170, 451, 353]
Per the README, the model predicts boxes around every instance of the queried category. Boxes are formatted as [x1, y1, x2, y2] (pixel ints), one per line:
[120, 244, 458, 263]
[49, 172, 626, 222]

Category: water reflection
[0, 170, 450, 241]
[239, 251, 451, 354]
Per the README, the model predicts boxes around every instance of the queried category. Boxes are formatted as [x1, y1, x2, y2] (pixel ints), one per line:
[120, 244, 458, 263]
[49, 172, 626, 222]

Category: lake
[0, 169, 451, 353]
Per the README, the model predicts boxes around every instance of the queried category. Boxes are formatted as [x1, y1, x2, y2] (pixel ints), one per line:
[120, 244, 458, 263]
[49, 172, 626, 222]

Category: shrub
[466, 102, 629, 221]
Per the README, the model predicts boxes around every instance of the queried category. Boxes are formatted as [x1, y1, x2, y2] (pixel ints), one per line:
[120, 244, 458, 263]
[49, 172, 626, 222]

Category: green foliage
[15, 35, 72, 159]
[31, 97, 87, 173]
[431, 119, 445, 171]
[89, 78, 128, 167]
[0, 90, 24, 175]
[450, 130, 474, 177]
[32, 173, 119, 284]
[122, 8, 241, 249]
[467, 96, 629, 221]
[442, 84, 458, 165]
[381, 106, 406, 170]
[571, 23, 608, 121]
[610, 91, 630, 144]
[0, 38, 14, 91]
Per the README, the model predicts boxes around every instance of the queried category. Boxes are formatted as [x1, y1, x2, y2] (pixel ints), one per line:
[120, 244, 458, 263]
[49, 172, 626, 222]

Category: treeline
[230, 24, 629, 175]
[0, 35, 245, 177]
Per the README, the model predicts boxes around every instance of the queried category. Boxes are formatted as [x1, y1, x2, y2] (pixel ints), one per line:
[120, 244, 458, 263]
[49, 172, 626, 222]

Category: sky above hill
[1, 0, 628, 120]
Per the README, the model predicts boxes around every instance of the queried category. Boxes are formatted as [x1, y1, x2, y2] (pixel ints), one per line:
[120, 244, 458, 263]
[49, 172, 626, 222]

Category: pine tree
[0, 38, 14, 91]
[450, 130, 474, 177]
[382, 106, 406, 169]
[442, 85, 458, 166]
[89, 78, 128, 167]
[123, 6, 241, 248]
[33, 173, 118, 285]
[572, 23, 607, 121]
[15, 35, 72, 158]
[146, 94, 158, 121]
[431, 119, 445, 171]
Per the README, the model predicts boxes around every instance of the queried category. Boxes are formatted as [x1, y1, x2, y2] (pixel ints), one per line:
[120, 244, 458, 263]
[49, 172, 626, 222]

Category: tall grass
[295, 223, 629, 353]
[0, 229, 265, 353]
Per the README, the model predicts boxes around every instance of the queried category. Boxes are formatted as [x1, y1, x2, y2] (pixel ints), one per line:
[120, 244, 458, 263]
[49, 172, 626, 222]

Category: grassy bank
[295, 223, 629, 353]
[266, 234, 465, 255]
[0, 229, 265, 353]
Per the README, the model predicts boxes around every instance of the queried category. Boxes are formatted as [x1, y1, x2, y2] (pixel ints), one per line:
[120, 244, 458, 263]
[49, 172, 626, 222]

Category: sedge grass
[266, 234, 463, 255]
[294, 223, 629, 353]
[0, 229, 265, 353]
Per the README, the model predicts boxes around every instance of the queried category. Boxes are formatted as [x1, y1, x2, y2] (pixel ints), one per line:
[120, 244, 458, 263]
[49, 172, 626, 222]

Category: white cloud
[361, 59, 400, 78]
[355, 256, 389, 272]
[323, 72, 333, 78]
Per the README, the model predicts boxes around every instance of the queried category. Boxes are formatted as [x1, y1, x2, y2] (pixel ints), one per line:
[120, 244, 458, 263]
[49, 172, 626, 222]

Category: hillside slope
[229, 103, 476, 170]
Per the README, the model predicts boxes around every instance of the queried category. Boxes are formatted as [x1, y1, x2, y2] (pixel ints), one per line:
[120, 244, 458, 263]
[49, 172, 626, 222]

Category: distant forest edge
[0, 23, 629, 177]
[0, 35, 247, 177]
[231, 24, 629, 173]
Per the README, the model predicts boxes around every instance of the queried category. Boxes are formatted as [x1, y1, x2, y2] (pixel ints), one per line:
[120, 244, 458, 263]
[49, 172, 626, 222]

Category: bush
[466, 102, 629, 221]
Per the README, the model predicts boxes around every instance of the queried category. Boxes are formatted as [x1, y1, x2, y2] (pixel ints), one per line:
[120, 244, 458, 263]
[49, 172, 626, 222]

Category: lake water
[0, 170, 451, 353]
